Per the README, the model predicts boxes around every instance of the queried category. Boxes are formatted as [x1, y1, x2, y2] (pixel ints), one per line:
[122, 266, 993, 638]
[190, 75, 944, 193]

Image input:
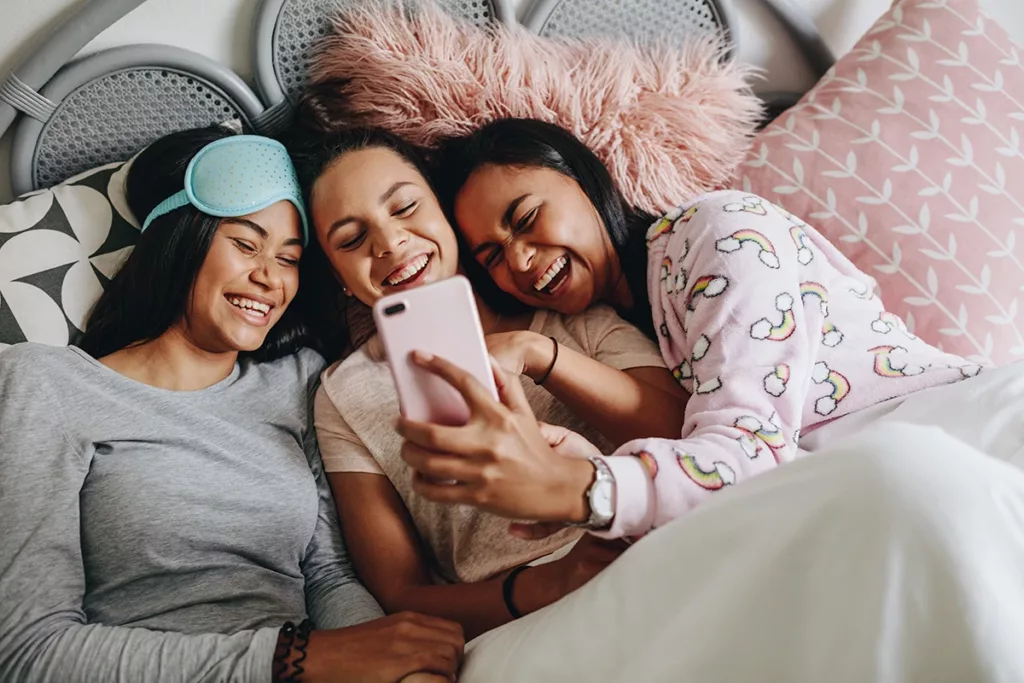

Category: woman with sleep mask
[0, 125, 464, 683]
[286, 125, 689, 640]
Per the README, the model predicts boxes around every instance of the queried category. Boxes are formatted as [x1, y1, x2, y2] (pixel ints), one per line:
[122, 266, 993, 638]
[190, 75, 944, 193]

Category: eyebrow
[223, 217, 303, 247]
[326, 181, 415, 239]
[471, 194, 529, 258]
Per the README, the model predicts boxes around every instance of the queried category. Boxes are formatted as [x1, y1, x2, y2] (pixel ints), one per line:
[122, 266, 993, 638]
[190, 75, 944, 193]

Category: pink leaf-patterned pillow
[735, 0, 1024, 366]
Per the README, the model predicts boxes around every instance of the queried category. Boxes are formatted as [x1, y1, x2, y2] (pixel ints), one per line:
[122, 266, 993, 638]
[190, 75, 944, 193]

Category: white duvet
[462, 363, 1024, 683]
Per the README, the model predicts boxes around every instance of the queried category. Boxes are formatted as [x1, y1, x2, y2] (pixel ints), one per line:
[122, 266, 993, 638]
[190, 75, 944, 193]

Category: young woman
[286, 126, 688, 639]
[0, 126, 463, 683]
[384, 118, 1024, 682]
[394, 117, 1021, 538]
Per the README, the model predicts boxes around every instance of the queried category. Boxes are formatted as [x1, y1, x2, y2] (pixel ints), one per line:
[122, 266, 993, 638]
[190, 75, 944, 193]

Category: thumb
[537, 422, 570, 449]
[489, 355, 532, 414]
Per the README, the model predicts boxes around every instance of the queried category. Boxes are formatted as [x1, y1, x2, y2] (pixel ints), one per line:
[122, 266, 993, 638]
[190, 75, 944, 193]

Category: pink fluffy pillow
[305, 2, 762, 214]
[735, 0, 1024, 366]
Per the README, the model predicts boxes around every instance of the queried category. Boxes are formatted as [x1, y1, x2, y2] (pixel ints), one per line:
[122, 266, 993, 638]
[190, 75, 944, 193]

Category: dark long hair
[284, 124, 526, 361]
[76, 125, 309, 361]
[435, 118, 657, 339]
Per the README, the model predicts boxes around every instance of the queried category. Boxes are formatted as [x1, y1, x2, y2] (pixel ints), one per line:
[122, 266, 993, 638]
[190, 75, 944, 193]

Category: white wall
[2, 0, 1023, 203]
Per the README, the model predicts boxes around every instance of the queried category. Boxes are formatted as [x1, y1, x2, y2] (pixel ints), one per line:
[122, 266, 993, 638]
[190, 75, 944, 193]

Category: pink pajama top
[597, 190, 980, 539]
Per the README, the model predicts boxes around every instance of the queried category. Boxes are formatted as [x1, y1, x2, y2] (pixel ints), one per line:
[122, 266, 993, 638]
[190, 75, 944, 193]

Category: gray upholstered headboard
[0, 0, 833, 197]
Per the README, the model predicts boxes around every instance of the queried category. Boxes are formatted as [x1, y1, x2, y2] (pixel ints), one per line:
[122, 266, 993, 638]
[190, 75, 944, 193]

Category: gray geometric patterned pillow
[0, 162, 139, 354]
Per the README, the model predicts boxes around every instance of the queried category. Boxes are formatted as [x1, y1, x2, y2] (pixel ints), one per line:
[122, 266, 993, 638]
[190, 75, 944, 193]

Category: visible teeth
[533, 256, 568, 291]
[229, 297, 270, 315]
[387, 254, 430, 285]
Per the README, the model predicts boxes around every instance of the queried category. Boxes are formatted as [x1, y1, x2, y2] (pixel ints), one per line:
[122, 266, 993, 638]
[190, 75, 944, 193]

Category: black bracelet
[289, 620, 312, 683]
[273, 619, 311, 683]
[272, 622, 297, 683]
[502, 564, 531, 619]
[533, 336, 559, 386]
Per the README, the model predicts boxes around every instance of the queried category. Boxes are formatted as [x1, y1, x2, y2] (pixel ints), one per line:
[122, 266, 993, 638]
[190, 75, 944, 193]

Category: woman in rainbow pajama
[394, 118, 1024, 682]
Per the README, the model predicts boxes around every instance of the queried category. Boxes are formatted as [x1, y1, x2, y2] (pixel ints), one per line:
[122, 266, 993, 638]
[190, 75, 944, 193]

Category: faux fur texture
[305, 1, 763, 213]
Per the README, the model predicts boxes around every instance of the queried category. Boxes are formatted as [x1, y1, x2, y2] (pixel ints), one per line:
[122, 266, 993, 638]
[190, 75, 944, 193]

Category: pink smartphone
[373, 275, 499, 426]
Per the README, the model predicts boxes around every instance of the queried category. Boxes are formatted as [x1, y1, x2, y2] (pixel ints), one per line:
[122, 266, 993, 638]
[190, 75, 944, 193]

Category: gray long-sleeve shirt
[0, 343, 383, 683]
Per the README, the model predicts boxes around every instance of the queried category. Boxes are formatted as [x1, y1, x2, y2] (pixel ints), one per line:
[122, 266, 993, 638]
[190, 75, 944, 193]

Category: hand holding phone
[373, 276, 499, 426]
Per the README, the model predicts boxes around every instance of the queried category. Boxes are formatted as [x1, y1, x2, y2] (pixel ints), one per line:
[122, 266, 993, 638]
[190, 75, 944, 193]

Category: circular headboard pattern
[253, 0, 517, 117]
[523, 0, 734, 55]
[10, 44, 265, 195]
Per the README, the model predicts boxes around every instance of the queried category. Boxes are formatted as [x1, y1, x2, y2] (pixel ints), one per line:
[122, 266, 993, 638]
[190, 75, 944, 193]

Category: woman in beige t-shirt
[289, 127, 687, 639]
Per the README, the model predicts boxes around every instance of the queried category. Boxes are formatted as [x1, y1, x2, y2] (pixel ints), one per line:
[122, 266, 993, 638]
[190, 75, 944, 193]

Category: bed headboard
[0, 0, 833, 197]
[523, 0, 733, 52]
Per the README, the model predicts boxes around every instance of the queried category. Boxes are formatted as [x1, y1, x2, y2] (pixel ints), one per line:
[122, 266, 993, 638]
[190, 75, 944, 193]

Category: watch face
[591, 480, 614, 519]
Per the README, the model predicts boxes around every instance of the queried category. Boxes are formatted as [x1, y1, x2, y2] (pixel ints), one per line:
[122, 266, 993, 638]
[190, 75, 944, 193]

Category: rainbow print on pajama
[723, 196, 768, 216]
[869, 345, 924, 377]
[822, 321, 844, 348]
[763, 364, 790, 396]
[661, 256, 674, 294]
[789, 227, 814, 265]
[683, 275, 729, 331]
[647, 218, 674, 244]
[870, 311, 911, 336]
[799, 281, 829, 316]
[735, 415, 786, 462]
[849, 280, 873, 299]
[637, 451, 659, 479]
[736, 433, 762, 459]
[672, 360, 692, 387]
[811, 361, 851, 416]
[676, 450, 736, 490]
[715, 229, 781, 268]
[692, 374, 723, 395]
[750, 293, 797, 341]
[646, 206, 698, 244]
[959, 363, 982, 378]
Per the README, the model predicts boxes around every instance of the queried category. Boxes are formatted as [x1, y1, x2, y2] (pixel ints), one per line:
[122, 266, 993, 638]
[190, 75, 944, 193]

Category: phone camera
[384, 303, 406, 316]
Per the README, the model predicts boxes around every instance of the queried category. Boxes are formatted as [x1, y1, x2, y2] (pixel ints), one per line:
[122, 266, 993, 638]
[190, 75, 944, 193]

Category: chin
[528, 288, 590, 316]
[222, 329, 270, 353]
[552, 299, 589, 316]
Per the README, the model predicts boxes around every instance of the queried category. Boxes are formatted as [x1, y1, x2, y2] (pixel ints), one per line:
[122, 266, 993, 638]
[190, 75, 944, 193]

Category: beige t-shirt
[315, 305, 665, 584]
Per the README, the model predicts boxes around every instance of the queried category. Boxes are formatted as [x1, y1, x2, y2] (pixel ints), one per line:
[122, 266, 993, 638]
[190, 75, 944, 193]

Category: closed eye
[394, 201, 418, 217]
[278, 256, 300, 267]
[482, 247, 504, 270]
[233, 239, 257, 254]
[516, 206, 538, 233]
[337, 231, 367, 250]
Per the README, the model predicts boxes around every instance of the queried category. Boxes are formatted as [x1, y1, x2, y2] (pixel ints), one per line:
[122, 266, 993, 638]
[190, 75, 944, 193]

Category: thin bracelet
[501, 564, 531, 618]
[534, 336, 559, 385]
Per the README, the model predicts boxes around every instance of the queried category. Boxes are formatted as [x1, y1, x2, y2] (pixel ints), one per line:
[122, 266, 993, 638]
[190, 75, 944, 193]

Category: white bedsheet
[462, 363, 1024, 682]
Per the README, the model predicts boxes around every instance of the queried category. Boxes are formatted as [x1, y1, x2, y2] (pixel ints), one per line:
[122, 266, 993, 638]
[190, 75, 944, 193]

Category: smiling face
[309, 146, 458, 307]
[179, 199, 303, 352]
[453, 163, 619, 315]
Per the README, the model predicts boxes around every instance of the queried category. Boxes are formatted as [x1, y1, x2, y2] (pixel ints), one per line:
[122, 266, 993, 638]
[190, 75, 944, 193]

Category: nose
[370, 223, 409, 259]
[249, 255, 286, 292]
[505, 238, 535, 273]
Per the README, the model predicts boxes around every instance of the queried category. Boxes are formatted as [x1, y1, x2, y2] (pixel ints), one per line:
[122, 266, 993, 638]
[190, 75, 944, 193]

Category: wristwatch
[568, 457, 616, 530]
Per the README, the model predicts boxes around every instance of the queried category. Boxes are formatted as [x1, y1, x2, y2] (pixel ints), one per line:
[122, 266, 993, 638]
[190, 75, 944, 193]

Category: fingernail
[411, 350, 434, 363]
